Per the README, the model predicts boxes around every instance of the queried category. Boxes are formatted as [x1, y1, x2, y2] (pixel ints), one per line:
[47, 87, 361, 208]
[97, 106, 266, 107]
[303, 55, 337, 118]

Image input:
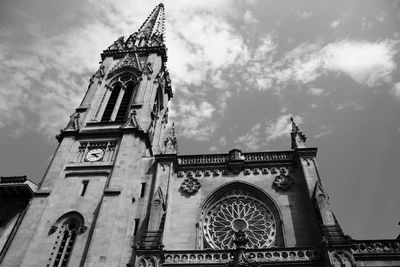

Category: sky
[0, 0, 400, 240]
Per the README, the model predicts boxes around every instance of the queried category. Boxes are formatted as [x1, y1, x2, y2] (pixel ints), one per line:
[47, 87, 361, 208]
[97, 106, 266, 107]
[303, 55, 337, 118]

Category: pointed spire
[290, 116, 306, 149]
[136, 3, 165, 45]
[108, 4, 166, 51]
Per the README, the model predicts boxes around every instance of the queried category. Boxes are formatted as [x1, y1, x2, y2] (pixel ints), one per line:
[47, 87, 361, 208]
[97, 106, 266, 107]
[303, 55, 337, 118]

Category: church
[0, 3, 399, 267]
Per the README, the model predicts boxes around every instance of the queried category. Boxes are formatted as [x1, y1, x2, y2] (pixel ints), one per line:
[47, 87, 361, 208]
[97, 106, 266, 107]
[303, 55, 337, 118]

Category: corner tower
[1, 4, 174, 267]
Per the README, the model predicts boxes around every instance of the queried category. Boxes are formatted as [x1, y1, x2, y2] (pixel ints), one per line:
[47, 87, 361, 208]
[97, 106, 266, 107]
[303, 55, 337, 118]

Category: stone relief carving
[180, 177, 201, 194]
[273, 174, 294, 191]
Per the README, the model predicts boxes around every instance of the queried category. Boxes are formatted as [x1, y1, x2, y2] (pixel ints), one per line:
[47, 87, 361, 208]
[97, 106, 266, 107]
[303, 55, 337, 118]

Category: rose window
[203, 191, 276, 249]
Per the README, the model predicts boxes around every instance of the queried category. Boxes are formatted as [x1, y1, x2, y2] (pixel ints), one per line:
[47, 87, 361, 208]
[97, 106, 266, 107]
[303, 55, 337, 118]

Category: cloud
[170, 100, 216, 141]
[266, 114, 302, 141]
[243, 10, 259, 25]
[234, 123, 262, 151]
[336, 101, 363, 111]
[308, 87, 325, 96]
[218, 136, 227, 146]
[323, 40, 397, 86]
[330, 20, 341, 29]
[391, 82, 400, 98]
[293, 11, 314, 20]
[271, 40, 398, 88]
[314, 124, 332, 138]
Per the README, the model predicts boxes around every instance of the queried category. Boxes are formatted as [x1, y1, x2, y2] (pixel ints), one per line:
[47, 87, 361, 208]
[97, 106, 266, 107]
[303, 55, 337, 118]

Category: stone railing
[0, 176, 27, 184]
[162, 248, 320, 265]
[244, 248, 319, 263]
[351, 240, 400, 256]
[163, 251, 232, 265]
[244, 152, 292, 162]
[177, 151, 293, 166]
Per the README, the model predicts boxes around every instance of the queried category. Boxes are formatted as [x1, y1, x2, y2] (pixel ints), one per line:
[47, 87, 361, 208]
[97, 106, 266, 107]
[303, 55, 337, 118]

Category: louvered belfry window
[101, 84, 121, 122]
[101, 73, 137, 122]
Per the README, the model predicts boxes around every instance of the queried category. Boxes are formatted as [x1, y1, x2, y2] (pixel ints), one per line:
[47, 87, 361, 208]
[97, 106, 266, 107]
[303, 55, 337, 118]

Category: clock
[85, 148, 105, 162]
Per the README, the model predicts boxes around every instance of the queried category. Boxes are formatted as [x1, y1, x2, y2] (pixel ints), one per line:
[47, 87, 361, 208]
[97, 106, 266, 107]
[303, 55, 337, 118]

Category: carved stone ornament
[273, 174, 294, 191]
[64, 112, 80, 132]
[79, 225, 88, 234]
[180, 177, 201, 194]
[48, 225, 58, 235]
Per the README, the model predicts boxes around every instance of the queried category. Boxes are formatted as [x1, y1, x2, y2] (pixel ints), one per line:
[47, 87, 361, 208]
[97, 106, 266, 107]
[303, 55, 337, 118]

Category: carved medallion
[180, 177, 201, 194]
[273, 174, 294, 191]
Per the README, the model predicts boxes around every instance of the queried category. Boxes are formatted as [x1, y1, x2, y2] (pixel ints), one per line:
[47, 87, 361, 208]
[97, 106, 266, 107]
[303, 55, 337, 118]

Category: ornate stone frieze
[273, 174, 294, 191]
[180, 177, 201, 194]
[351, 240, 400, 255]
[177, 151, 293, 166]
[162, 248, 320, 265]
[175, 166, 291, 179]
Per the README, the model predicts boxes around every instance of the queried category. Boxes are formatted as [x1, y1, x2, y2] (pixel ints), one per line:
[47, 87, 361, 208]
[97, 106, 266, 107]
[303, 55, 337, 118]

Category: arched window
[100, 73, 138, 122]
[101, 83, 121, 122]
[48, 212, 85, 267]
[199, 182, 284, 250]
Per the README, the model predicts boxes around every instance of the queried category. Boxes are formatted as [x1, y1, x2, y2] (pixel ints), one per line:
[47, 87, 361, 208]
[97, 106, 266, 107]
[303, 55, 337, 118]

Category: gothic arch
[100, 71, 139, 122]
[47, 211, 86, 267]
[197, 181, 285, 250]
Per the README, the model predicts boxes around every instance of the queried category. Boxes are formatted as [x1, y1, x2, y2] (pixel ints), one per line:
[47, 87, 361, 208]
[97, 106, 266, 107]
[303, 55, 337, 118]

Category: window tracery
[48, 213, 85, 267]
[202, 189, 277, 250]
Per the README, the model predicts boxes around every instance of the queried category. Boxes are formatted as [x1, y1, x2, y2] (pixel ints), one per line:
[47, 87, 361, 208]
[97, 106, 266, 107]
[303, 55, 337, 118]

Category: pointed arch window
[48, 212, 86, 267]
[100, 73, 138, 122]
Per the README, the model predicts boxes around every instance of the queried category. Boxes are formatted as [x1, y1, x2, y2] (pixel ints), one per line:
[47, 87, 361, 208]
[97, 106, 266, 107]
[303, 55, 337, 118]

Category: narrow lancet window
[115, 83, 135, 122]
[101, 84, 121, 122]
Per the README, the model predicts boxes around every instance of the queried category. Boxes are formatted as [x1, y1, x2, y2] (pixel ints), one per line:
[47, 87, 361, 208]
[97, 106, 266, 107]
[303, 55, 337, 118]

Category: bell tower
[1, 4, 175, 267]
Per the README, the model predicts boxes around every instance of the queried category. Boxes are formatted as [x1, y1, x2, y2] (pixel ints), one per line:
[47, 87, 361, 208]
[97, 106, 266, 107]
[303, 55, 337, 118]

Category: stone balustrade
[351, 240, 400, 255]
[177, 151, 293, 166]
[162, 248, 320, 265]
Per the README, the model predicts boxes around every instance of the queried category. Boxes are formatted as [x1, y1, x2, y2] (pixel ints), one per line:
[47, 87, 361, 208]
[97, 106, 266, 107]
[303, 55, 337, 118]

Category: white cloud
[323, 40, 397, 86]
[391, 82, 400, 98]
[266, 114, 302, 141]
[273, 40, 397, 87]
[243, 10, 259, 25]
[336, 101, 363, 111]
[314, 124, 332, 138]
[308, 87, 325, 96]
[330, 20, 341, 29]
[218, 136, 227, 146]
[234, 123, 262, 151]
[293, 11, 314, 20]
[170, 100, 216, 141]
[309, 103, 318, 109]
[361, 17, 373, 31]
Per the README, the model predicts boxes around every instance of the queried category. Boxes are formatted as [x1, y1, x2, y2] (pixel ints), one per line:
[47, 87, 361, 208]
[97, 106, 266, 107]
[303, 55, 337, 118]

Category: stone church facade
[0, 4, 399, 267]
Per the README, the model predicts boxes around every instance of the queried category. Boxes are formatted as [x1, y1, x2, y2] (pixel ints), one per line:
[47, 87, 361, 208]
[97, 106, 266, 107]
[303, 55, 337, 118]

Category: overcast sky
[0, 0, 399, 240]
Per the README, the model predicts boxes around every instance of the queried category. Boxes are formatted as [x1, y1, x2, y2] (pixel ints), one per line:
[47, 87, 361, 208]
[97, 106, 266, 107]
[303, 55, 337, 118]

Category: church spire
[136, 3, 165, 44]
[107, 3, 166, 51]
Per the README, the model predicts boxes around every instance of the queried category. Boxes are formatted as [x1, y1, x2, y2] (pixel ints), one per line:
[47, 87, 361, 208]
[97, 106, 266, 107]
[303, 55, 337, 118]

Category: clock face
[85, 148, 105, 162]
